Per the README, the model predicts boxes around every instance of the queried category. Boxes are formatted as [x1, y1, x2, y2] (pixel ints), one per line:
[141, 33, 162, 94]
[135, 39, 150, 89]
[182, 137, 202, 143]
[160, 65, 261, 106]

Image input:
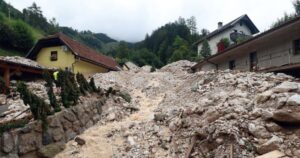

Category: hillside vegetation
[0, 0, 119, 57]
[2, 0, 299, 68]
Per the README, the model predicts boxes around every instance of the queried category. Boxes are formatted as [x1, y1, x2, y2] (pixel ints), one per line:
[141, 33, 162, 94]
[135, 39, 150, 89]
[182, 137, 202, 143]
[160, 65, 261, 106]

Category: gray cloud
[7, 0, 294, 42]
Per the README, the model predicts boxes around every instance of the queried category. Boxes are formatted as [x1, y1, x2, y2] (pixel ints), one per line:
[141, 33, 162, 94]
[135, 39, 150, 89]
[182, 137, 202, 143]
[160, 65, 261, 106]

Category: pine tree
[186, 16, 197, 35]
[294, 0, 300, 15]
[76, 73, 92, 95]
[89, 77, 99, 93]
[200, 39, 211, 58]
[43, 71, 60, 112]
[17, 82, 51, 130]
[57, 70, 80, 107]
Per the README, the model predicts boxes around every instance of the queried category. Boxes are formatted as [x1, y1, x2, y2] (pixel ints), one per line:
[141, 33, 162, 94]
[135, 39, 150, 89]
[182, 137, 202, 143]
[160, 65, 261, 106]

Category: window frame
[50, 51, 58, 61]
[229, 60, 236, 70]
[294, 39, 300, 55]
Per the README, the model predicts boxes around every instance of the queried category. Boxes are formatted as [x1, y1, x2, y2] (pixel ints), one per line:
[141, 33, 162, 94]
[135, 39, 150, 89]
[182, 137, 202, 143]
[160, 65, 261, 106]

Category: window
[50, 51, 58, 61]
[294, 39, 300, 55]
[229, 60, 236, 70]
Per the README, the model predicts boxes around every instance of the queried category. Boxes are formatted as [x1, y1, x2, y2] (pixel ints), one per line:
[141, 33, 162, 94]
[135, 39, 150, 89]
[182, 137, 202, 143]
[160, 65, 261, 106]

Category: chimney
[218, 22, 223, 29]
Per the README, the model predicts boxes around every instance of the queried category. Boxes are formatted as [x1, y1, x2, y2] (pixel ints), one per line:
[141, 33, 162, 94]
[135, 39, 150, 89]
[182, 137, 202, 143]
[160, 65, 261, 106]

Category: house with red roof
[26, 33, 120, 75]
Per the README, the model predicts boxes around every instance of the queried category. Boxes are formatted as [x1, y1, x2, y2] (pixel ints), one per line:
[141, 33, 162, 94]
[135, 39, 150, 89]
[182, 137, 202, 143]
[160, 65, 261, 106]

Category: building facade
[27, 33, 120, 75]
[195, 14, 259, 56]
[192, 16, 300, 73]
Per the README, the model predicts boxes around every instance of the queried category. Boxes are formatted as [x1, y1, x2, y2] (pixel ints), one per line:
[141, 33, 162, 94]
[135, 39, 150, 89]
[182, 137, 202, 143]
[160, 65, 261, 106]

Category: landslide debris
[57, 60, 300, 157]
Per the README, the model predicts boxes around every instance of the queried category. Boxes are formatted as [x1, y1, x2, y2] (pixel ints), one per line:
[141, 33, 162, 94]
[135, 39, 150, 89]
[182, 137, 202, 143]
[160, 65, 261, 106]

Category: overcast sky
[6, 0, 295, 42]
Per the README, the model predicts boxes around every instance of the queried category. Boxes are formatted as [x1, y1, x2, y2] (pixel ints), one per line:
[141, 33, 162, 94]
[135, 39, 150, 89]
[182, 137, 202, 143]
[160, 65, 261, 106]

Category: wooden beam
[0, 63, 44, 74]
[4, 67, 10, 88]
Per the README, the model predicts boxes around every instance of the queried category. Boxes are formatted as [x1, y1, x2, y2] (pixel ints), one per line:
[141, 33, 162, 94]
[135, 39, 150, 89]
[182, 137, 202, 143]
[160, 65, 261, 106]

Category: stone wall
[0, 96, 106, 158]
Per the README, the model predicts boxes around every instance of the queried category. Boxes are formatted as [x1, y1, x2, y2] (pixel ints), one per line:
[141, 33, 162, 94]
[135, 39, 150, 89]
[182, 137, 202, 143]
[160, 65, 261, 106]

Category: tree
[0, 22, 14, 48]
[294, 0, 300, 15]
[76, 73, 92, 95]
[200, 39, 211, 58]
[48, 17, 59, 34]
[43, 71, 60, 112]
[89, 77, 100, 93]
[177, 16, 186, 25]
[186, 16, 197, 35]
[271, 0, 300, 28]
[271, 13, 294, 28]
[17, 82, 52, 130]
[201, 29, 210, 36]
[116, 41, 130, 59]
[23, 2, 49, 32]
[169, 36, 191, 63]
[57, 70, 80, 108]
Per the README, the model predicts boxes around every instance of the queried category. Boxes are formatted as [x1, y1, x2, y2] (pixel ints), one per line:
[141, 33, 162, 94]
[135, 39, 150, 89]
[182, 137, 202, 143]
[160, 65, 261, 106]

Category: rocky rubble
[0, 81, 58, 124]
[24, 60, 299, 158]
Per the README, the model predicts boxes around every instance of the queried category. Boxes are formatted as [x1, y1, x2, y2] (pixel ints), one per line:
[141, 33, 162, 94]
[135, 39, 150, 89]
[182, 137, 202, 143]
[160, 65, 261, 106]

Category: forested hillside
[0, 0, 119, 56]
[109, 17, 209, 68]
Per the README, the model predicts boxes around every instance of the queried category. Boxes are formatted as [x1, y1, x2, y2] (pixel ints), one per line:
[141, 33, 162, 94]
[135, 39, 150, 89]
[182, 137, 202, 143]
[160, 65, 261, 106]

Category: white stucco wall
[198, 23, 252, 56]
[200, 40, 297, 72]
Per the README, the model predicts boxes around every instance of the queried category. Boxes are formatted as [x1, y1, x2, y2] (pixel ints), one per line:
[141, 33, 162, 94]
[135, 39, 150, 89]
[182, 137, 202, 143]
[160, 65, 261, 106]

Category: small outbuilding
[0, 56, 53, 90]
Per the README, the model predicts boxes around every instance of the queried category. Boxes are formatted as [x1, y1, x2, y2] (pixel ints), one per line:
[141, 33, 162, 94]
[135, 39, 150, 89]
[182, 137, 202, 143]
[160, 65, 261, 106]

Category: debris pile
[92, 61, 300, 158]
[0, 81, 50, 124]
[4, 60, 300, 157]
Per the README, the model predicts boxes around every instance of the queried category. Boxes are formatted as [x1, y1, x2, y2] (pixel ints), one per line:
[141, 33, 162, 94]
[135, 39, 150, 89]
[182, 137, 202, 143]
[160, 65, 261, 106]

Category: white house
[195, 14, 259, 56]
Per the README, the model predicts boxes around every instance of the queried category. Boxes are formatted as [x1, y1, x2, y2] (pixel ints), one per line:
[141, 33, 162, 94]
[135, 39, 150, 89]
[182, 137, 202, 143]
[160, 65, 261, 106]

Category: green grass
[5, 18, 44, 41]
[0, 12, 44, 57]
[0, 47, 24, 56]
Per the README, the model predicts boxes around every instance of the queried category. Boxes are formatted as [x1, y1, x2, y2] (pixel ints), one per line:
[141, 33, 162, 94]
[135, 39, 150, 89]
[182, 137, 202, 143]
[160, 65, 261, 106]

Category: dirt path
[55, 81, 165, 158]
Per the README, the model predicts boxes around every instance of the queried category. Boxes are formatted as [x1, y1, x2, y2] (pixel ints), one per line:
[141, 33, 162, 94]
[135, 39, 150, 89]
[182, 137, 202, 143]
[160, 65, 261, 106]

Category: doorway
[250, 52, 257, 71]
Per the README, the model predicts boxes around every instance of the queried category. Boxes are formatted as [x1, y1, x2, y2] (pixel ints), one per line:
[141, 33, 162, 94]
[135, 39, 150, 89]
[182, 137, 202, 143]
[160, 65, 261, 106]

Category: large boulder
[1, 133, 14, 153]
[272, 110, 300, 124]
[287, 94, 300, 106]
[248, 123, 271, 139]
[18, 132, 42, 154]
[37, 143, 65, 158]
[255, 150, 285, 158]
[272, 82, 298, 93]
[256, 136, 283, 155]
[256, 91, 272, 103]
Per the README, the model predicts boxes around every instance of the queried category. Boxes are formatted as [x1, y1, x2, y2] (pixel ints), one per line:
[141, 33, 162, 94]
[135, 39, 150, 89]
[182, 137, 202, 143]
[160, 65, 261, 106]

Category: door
[250, 52, 257, 71]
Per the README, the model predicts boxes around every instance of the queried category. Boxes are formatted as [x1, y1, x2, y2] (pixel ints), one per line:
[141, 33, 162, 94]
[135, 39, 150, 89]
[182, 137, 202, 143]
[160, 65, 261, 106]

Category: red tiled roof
[30, 33, 119, 71]
[56, 33, 119, 71]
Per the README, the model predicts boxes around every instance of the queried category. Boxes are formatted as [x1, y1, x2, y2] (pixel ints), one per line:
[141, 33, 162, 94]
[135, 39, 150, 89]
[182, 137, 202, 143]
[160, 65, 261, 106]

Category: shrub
[106, 87, 116, 96]
[0, 120, 29, 136]
[57, 70, 80, 107]
[220, 38, 230, 48]
[76, 73, 91, 95]
[43, 71, 61, 112]
[16, 82, 51, 130]
[217, 38, 230, 53]
[0, 22, 14, 48]
[89, 77, 100, 93]
[150, 67, 156, 72]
